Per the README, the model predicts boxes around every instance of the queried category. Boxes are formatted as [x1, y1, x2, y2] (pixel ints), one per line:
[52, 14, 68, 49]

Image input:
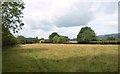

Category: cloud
[24, 18, 54, 31]
[88, 8, 118, 35]
[16, 0, 118, 39]
[96, 2, 118, 14]
[54, 3, 95, 27]
[54, 2, 118, 27]
[55, 26, 83, 38]
[23, 0, 78, 29]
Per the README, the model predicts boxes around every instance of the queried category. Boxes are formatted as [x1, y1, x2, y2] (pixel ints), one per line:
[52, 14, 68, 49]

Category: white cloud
[54, 2, 96, 27]
[16, 0, 118, 39]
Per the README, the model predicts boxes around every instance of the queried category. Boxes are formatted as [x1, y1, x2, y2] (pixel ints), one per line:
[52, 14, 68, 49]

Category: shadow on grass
[2, 47, 118, 72]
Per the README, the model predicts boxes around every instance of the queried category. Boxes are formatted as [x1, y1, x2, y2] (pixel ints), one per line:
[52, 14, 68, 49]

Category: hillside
[98, 33, 120, 40]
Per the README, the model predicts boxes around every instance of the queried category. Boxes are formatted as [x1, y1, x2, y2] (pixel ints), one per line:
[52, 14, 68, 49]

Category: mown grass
[2, 44, 118, 72]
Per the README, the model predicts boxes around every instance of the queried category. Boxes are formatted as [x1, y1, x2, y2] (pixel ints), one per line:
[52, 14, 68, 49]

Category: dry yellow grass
[3, 44, 118, 72]
[21, 44, 118, 59]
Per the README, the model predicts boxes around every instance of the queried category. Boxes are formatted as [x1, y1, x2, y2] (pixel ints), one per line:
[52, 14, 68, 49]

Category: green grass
[2, 44, 118, 72]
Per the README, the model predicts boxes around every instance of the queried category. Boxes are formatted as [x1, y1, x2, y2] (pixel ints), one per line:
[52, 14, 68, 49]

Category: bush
[2, 25, 17, 48]
[57, 36, 69, 44]
[78, 41, 120, 44]
[107, 36, 115, 40]
[17, 35, 26, 44]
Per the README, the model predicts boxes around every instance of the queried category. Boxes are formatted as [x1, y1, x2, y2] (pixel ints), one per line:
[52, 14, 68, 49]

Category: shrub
[2, 25, 17, 48]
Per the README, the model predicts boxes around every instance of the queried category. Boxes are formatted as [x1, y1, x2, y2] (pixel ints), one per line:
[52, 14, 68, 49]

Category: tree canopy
[57, 36, 69, 43]
[49, 32, 59, 43]
[77, 26, 97, 43]
[2, 25, 17, 47]
[1, 1, 25, 33]
[1, 1, 25, 47]
[49, 32, 69, 43]
[53, 35, 59, 43]
[17, 35, 26, 44]
[17, 36, 39, 44]
[107, 36, 115, 40]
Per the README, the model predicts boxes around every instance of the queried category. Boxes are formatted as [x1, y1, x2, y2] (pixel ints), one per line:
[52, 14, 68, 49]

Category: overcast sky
[15, 0, 119, 39]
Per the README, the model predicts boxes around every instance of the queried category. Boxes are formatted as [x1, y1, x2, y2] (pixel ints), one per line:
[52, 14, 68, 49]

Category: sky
[14, 0, 119, 39]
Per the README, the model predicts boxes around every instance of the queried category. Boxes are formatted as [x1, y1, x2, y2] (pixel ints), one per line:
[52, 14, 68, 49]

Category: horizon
[15, 32, 120, 39]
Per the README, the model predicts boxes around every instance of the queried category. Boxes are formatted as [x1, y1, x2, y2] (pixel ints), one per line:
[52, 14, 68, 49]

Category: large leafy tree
[1, 1, 25, 33]
[77, 26, 97, 43]
[1, 1, 25, 47]
[49, 32, 59, 43]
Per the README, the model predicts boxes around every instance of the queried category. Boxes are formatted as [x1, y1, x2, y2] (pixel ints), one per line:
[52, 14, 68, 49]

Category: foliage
[39, 38, 44, 40]
[17, 36, 39, 44]
[26, 37, 39, 44]
[2, 25, 17, 48]
[17, 35, 26, 44]
[49, 32, 59, 43]
[44, 39, 51, 43]
[81, 41, 119, 44]
[107, 36, 115, 40]
[49, 32, 69, 43]
[1, 1, 25, 48]
[53, 35, 59, 43]
[77, 26, 97, 43]
[1, 1, 25, 33]
[57, 36, 69, 43]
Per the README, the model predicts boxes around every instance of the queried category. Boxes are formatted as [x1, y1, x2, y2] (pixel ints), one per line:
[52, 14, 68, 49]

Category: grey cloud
[38, 20, 54, 31]
[54, 2, 118, 27]
[54, 3, 95, 27]
[24, 19, 53, 31]
[97, 2, 118, 14]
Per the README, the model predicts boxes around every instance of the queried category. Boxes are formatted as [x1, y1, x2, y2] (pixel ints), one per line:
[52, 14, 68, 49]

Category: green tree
[39, 38, 44, 40]
[49, 32, 59, 43]
[107, 36, 115, 40]
[77, 26, 97, 43]
[35, 37, 39, 43]
[53, 35, 59, 43]
[1, 1, 25, 33]
[1, 1, 25, 47]
[57, 36, 69, 43]
[24, 37, 39, 44]
[2, 25, 17, 47]
[17, 35, 26, 44]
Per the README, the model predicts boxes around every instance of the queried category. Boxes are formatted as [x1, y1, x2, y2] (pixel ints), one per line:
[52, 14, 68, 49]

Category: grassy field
[2, 44, 118, 72]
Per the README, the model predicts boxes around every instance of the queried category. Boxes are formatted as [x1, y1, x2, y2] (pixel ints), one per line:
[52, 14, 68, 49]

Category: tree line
[17, 36, 39, 44]
[20, 26, 118, 44]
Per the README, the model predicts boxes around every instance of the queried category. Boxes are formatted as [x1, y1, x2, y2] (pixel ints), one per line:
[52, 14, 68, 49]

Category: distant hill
[98, 33, 120, 40]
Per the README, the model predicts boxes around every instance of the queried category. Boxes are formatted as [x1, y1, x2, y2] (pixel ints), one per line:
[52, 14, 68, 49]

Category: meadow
[2, 44, 118, 72]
